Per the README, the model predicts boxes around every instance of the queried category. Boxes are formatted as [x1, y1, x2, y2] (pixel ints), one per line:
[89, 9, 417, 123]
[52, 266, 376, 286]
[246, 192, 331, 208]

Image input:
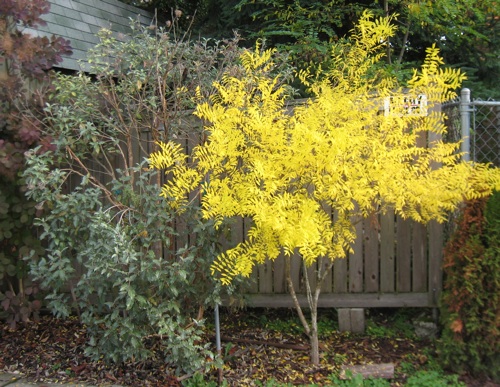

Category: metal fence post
[460, 88, 471, 161]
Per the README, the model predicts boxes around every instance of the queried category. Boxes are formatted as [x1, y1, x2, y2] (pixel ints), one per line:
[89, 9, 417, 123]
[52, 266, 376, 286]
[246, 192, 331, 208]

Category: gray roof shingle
[24, 0, 153, 72]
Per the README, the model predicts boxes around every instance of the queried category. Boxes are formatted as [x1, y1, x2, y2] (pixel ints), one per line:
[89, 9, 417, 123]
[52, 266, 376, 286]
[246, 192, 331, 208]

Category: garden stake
[215, 304, 223, 385]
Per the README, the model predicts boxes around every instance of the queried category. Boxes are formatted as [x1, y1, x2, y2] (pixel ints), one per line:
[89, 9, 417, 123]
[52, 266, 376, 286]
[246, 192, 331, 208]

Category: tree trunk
[285, 255, 336, 366]
[384, 0, 392, 64]
[397, 22, 411, 65]
[309, 304, 320, 365]
[285, 256, 311, 337]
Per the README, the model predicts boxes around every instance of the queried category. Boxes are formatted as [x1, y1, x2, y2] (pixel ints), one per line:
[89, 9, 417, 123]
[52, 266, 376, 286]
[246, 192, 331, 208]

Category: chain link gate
[443, 88, 500, 166]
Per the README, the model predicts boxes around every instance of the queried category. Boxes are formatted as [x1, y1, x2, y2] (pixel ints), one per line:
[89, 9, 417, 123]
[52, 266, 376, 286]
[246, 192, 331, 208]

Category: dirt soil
[0, 309, 497, 386]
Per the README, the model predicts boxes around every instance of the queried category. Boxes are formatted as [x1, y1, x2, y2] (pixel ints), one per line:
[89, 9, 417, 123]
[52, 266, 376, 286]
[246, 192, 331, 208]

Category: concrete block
[350, 308, 365, 333]
[338, 308, 352, 332]
[337, 308, 365, 333]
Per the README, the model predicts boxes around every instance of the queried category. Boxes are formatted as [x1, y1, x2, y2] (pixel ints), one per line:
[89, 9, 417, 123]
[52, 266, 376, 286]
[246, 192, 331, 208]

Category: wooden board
[290, 252, 302, 293]
[258, 259, 273, 293]
[340, 363, 394, 380]
[364, 217, 379, 293]
[244, 218, 259, 294]
[320, 257, 333, 293]
[380, 210, 395, 292]
[396, 216, 411, 292]
[273, 254, 286, 293]
[428, 220, 443, 306]
[349, 218, 364, 293]
[333, 257, 348, 293]
[412, 222, 427, 292]
[242, 292, 430, 308]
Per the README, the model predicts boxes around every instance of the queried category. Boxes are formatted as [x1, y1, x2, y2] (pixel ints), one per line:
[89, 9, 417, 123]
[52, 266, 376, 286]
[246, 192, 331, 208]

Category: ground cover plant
[2, 307, 493, 386]
[149, 11, 500, 366]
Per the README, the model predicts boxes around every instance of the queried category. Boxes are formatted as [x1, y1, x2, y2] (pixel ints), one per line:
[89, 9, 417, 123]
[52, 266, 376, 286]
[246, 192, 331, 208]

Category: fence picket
[396, 216, 411, 292]
[333, 257, 348, 293]
[273, 255, 286, 293]
[364, 217, 379, 293]
[290, 253, 302, 293]
[258, 260, 273, 293]
[428, 220, 443, 306]
[244, 218, 259, 294]
[320, 257, 333, 293]
[349, 219, 364, 293]
[412, 223, 427, 292]
[380, 210, 395, 293]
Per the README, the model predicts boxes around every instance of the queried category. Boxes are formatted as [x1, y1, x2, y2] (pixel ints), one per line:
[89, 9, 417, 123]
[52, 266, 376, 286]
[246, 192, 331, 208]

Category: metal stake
[215, 304, 223, 385]
[460, 88, 471, 162]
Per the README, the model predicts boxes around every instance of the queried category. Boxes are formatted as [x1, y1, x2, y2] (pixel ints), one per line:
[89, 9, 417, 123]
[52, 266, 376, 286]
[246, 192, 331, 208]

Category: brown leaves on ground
[0, 309, 494, 386]
[217, 310, 424, 386]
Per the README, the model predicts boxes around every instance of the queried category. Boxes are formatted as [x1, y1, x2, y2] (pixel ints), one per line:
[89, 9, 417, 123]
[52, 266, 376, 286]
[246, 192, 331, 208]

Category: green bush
[25, 157, 225, 372]
[22, 21, 249, 373]
[439, 192, 500, 381]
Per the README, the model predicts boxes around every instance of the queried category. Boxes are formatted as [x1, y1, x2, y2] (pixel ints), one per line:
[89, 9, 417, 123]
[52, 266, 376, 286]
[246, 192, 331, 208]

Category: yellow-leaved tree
[149, 12, 500, 365]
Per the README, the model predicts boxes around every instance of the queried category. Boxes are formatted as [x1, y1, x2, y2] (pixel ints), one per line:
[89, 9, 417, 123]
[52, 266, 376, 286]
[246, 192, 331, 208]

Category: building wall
[23, 0, 153, 72]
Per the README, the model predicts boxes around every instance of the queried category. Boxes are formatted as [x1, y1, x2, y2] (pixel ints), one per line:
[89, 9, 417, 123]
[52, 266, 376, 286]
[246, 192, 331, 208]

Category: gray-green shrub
[23, 20, 248, 373]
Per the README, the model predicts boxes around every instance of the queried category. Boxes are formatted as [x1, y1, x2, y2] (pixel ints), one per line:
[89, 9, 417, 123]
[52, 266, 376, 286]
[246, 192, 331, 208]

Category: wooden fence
[227, 216, 443, 309]
[128, 111, 445, 310]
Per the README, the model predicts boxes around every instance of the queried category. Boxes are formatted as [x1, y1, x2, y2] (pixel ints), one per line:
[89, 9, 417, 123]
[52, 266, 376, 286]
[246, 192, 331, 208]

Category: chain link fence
[443, 89, 500, 167]
[470, 99, 500, 166]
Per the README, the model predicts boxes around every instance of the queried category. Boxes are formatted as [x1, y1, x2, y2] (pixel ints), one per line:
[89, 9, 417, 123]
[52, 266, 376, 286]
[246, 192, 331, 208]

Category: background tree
[390, 0, 500, 98]
[150, 12, 500, 365]
[234, 0, 500, 96]
[126, 0, 499, 96]
[120, 0, 255, 38]
[0, 0, 71, 327]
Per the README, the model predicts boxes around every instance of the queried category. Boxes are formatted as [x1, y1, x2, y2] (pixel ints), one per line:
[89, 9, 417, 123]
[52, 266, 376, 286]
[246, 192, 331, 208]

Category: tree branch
[285, 255, 311, 337]
[397, 21, 411, 65]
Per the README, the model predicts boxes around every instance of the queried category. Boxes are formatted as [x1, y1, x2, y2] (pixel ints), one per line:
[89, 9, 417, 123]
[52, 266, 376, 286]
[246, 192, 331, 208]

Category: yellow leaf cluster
[150, 13, 500, 285]
[148, 141, 201, 209]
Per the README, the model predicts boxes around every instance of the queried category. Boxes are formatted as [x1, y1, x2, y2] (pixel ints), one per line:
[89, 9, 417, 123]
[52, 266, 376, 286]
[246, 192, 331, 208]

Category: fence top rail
[470, 100, 500, 107]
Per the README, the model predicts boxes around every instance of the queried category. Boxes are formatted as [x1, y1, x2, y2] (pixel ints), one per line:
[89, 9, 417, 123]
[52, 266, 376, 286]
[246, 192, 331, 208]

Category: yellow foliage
[148, 141, 201, 209]
[150, 13, 500, 284]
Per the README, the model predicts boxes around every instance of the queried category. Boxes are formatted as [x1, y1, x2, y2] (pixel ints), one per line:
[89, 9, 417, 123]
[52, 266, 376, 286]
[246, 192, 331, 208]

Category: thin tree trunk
[309, 319, 320, 365]
[285, 255, 336, 365]
[302, 260, 320, 364]
[384, 0, 392, 64]
[397, 22, 411, 65]
[285, 256, 310, 337]
[309, 290, 320, 363]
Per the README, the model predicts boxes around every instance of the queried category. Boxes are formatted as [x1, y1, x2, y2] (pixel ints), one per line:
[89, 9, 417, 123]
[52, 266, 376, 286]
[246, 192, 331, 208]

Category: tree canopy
[151, 11, 499, 284]
[127, 0, 500, 97]
[149, 12, 500, 364]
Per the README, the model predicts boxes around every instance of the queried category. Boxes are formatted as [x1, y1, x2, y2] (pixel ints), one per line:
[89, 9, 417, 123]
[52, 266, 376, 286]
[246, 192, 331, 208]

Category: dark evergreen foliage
[0, 0, 71, 328]
[439, 193, 500, 381]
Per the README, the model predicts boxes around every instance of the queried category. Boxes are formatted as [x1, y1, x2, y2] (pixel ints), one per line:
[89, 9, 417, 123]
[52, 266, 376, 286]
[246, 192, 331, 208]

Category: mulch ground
[0, 309, 497, 386]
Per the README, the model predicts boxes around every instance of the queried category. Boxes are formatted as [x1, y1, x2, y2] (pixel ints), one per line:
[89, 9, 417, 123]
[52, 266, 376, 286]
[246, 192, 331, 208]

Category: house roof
[24, 0, 153, 72]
